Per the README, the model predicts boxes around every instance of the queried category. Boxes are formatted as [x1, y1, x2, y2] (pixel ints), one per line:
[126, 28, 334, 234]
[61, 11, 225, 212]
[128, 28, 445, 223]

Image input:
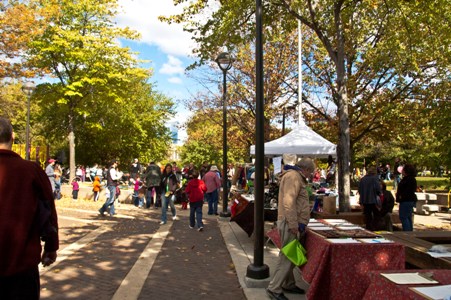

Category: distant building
[166, 122, 181, 161]
[169, 124, 179, 144]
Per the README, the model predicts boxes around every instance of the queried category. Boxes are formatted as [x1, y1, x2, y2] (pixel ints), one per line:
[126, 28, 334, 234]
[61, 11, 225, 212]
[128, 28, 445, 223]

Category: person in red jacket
[0, 117, 59, 299]
[185, 169, 207, 231]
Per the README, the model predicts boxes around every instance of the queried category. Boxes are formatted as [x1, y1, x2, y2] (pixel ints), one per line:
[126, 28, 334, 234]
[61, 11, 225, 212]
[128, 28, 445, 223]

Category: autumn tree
[18, 0, 155, 180]
[0, 1, 40, 78]
[181, 28, 300, 165]
[162, 0, 450, 210]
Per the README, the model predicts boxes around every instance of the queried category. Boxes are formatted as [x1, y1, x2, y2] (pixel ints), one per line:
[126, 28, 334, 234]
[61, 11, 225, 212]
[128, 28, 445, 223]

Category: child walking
[92, 176, 101, 201]
[71, 178, 79, 200]
[184, 169, 207, 231]
[133, 175, 144, 208]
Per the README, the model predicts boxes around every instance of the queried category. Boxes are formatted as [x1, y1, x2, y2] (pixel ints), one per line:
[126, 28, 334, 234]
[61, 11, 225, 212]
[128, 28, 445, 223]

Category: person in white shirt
[99, 160, 122, 217]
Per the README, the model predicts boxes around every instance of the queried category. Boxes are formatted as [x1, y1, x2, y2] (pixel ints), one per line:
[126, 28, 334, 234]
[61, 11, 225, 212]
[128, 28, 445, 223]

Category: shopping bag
[281, 239, 308, 266]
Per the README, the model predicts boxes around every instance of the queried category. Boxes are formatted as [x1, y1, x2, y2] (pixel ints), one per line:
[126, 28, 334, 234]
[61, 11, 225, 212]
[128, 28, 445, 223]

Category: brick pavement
[40, 202, 246, 299]
[138, 214, 245, 300]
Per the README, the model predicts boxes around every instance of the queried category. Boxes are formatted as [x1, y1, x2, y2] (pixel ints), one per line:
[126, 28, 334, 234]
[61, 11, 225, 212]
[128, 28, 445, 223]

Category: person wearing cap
[266, 154, 315, 300]
[202, 165, 222, 215]
[0, 117, 59, 299]
[45, 158, 56, 194]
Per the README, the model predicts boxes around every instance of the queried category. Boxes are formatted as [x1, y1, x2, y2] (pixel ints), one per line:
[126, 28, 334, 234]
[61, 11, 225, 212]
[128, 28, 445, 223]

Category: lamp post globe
[21, 81, 36, 160]
[216, 52, 233, 72]
[216, 52, 233, 217]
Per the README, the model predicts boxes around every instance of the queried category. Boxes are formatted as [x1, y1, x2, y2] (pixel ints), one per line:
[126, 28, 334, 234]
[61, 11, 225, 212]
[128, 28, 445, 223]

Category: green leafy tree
[35, 78, 174, 169]
[23, 0, 151, 180]
[162, 0, 450, 210]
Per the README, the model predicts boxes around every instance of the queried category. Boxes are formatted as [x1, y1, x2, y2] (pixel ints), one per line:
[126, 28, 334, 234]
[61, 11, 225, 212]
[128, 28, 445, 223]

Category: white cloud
[168, 77, 183, 84]
[160, 55, 184, 75]
[116, 0, 196, 57]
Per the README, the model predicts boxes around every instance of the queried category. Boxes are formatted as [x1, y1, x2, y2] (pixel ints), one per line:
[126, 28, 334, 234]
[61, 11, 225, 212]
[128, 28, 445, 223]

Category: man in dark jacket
[0, 117, 59, 299]
[358, 166, 381, 230]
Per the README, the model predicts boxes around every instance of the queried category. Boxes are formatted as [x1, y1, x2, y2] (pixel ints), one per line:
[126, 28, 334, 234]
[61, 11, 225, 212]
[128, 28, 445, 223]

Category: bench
[422, 204, 440, 215]
[415, 192, 441, 215]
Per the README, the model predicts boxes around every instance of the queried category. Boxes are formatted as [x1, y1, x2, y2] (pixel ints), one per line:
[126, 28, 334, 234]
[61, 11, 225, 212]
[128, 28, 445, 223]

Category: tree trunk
[335, 2, 351, 212]
[68, 109, 76, 183]
[69, 131, 75, 183]
[337, 89, 351, 212]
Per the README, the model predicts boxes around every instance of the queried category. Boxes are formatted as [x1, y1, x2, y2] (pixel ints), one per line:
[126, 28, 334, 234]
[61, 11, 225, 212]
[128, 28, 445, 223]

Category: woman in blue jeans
[395, 164, 417, 231]
[159, 163, 178, 225]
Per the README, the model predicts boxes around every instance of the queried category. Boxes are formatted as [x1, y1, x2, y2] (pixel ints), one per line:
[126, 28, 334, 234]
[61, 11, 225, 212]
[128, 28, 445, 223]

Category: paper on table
[308, 223, 330, 227]
[327, 238, 361, 244]
[381, 273, 439, 284]
[410, 284, 451, 300]
[333, 222, 357, 226]
[427, 251, 451, 258]
[357, 238, 394, 244]
[322, 219, 348, 223]
[309, 226, 334, 231]
[336, 226, 364, 230]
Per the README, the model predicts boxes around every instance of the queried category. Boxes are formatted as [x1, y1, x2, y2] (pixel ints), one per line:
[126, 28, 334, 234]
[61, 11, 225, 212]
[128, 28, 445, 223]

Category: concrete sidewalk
[42, 199, 310, 299]
[219, 218, 309, 300]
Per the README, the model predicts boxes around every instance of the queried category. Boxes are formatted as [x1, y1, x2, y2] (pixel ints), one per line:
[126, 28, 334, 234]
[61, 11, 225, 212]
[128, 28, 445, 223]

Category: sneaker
[198, 227, 204, 232]
[189, 226, 194, 229]
[98, 209, 105, 216]
[172, 215, 178, 221]
[160, 221, 166, 225]
[266, 288, 289, 300]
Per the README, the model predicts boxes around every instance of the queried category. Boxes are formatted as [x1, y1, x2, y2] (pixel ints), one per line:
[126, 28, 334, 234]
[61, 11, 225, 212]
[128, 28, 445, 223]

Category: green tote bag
[281, 239, 308, 266]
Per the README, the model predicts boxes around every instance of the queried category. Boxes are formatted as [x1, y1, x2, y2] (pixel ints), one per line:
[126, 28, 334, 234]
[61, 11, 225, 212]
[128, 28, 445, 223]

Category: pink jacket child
[133, 177, 144, 207]
[71, 178, 79, 200]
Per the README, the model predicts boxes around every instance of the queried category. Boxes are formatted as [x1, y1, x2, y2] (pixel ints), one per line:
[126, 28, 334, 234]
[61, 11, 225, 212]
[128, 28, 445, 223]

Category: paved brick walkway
[39, 202, 245, 299]
[138, 214, 245, 300]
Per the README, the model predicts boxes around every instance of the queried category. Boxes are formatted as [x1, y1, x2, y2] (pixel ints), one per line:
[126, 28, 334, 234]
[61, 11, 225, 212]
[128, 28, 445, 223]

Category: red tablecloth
[300, 230, 405, 300]
[363, 270, 451, 299]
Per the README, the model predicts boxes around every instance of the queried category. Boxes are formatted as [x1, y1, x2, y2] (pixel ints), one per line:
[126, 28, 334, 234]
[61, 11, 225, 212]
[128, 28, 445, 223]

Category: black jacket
[380, 190, 395, 216]
[396, 175, 417, 203]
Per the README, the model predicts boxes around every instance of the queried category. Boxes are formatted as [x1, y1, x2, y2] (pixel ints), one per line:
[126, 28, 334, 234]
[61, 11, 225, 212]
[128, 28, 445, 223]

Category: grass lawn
[385, 177, 450, 191]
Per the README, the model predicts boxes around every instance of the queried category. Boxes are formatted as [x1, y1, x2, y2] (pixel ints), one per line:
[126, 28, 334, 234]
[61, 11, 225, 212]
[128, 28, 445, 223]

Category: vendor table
[301, 230, 405, 300]
[230, 193, 277, 236]
[363, 270, 451, 299]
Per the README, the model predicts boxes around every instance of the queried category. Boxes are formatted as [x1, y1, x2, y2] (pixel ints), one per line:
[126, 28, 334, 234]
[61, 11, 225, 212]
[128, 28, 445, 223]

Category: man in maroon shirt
[0, 117, 59, 299]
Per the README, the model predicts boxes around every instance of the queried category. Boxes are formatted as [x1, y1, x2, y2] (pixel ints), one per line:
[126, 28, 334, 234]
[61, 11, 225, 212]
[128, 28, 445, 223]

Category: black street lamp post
[216, 52, 233, 218]
[21, 81, 36, 160]
[246, 0, 269, 280]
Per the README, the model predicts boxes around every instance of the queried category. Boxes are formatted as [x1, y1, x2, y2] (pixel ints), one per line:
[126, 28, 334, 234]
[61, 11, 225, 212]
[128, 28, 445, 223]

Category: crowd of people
[68, 159, 230, 231]
[358, 159, 418, 232]
[0, 111, 437, 300]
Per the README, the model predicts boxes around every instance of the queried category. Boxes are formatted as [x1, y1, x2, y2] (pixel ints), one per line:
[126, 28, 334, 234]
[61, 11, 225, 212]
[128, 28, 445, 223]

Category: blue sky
[115, 0, 207, 142]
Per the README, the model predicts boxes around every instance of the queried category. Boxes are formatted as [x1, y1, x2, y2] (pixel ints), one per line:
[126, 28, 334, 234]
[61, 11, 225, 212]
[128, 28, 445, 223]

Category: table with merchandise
[300, 219, 406, 300]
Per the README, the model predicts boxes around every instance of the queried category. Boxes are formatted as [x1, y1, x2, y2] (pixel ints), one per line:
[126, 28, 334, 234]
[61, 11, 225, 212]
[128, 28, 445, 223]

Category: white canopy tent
[249, 120, 336, 158]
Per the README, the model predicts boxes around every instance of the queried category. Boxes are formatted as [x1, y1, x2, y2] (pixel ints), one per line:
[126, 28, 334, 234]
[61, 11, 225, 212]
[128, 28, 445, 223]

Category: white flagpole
[298, 18, 304, 125]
